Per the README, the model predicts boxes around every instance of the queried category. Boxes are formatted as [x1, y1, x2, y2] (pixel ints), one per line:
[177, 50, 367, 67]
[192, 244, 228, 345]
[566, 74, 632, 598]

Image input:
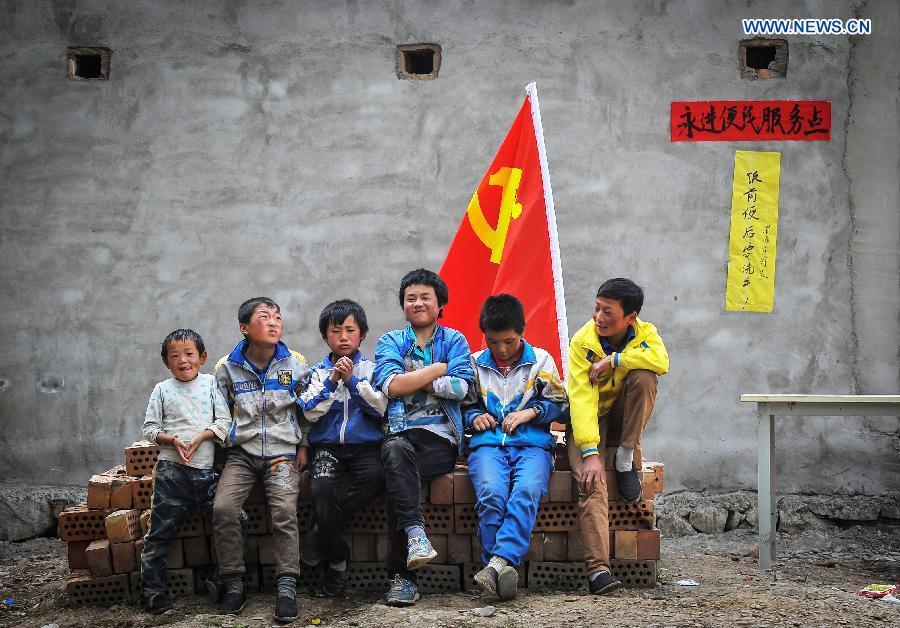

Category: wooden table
[740, 394, 900, 570]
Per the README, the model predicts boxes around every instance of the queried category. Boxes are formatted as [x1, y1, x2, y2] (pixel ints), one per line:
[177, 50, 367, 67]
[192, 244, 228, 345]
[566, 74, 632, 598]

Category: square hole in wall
[396, 44, 441, 80]
[67, 47, 110, 80]
[739, 38, 787, 79]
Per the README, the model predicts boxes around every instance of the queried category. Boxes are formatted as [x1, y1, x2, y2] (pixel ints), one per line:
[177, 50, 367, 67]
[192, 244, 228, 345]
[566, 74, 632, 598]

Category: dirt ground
[1, 527, 898, 628]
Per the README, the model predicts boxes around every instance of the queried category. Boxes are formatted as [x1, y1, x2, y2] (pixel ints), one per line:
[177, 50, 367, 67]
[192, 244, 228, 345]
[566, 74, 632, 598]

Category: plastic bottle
[387, 400, 406, 435]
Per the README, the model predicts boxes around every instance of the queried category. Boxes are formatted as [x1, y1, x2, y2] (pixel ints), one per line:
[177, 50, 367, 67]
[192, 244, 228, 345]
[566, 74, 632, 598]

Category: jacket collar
[476, 339, 537, 371]
[227, 339, 292, 368]
[579, 318, 643, 354]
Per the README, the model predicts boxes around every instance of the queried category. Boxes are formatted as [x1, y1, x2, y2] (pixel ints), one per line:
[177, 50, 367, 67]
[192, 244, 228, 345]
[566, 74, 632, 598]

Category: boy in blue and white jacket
[463, 295, 569, 601]
[298, 300, 387, 596]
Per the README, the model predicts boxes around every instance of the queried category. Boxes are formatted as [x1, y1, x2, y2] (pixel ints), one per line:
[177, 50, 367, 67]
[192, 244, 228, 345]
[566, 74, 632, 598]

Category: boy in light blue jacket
[298, 300, 387, 596]
[463, 294, 568, 601]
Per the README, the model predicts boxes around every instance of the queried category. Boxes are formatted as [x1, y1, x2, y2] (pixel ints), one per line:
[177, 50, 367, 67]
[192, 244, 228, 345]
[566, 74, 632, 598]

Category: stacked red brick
[59, 440, 664, 606]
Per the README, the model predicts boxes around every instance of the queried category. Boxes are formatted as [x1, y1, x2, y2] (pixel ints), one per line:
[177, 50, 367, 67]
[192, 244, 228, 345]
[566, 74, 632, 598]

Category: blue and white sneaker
[406, 535, 438, 570]
[385, 574, 419, 606]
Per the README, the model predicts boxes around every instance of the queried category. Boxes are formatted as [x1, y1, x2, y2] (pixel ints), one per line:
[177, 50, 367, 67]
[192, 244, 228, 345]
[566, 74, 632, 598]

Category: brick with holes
[132, 475, 153, 509]
[542, 531, 568, 561]
[124, 441, 160, 477]
[636, 529, 661, 560]
[453, 503, 476, 534]
[58, 505, 111, 542]
[87, 475, 113, 509]
[105, 509, 141, 543]
[67, 571, 131, 607]
[614, 530, 638, 559]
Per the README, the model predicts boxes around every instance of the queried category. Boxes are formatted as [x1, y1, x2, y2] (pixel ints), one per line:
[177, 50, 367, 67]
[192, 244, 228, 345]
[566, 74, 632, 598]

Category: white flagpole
[525, 82, 569, 379]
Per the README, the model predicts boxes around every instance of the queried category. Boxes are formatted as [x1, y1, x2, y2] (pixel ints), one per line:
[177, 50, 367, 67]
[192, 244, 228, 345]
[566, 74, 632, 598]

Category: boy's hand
[432, 362, 448, 378]
[579, 455, 606, 493]
[185, 431, 211, 461]
[172, 437, 192, 464]
[588, 356, 613, 385]
[295, 446, 309, 471]
[501, 407, 540, 434]
[472, 413, 498, 432]
[334, 356, 354, 383]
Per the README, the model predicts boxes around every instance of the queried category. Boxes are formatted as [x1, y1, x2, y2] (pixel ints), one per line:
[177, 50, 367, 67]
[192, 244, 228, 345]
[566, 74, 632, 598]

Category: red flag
[439, 83, 569, 377]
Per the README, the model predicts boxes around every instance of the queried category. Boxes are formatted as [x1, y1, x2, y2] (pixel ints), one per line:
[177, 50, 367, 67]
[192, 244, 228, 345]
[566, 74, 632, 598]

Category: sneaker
[406, 536, 437, 570]
[217, 590, 247, 614]
[140, 592, 172, 614]
[588, 571, 623, 595]
[300, 525, 322, 567]
[385, 574, 419, 606]
[273, 595, 298, 624]
[473, 565, 499, 597]
[323, 564, 348, 596]
[496, 565, 519, 601]
[615, 463, 642, 504]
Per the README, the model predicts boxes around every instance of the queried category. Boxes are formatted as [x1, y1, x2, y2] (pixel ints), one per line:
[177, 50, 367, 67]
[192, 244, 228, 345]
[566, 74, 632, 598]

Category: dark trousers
[309, 443, 385, 563]
[141, 460, 217, 595]
[381, 429, 457, 582]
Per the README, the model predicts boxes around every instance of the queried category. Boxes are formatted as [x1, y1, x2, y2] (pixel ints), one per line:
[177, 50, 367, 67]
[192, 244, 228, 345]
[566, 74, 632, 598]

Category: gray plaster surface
[0, 1, 897, 492]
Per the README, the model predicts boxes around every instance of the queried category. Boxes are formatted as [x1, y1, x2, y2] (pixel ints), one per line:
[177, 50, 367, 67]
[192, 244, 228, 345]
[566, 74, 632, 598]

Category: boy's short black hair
[238, 297, 280, 325]
[318, 299, 369, 339]
[398, 269, 449, 310]
[479, 294, 526, 334]
[160, 329, 205, 363]
[596, 278, 644, 316]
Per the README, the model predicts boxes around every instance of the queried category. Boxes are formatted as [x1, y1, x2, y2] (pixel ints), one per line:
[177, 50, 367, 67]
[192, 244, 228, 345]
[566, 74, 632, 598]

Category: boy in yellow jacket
[567, 278, 668, 594]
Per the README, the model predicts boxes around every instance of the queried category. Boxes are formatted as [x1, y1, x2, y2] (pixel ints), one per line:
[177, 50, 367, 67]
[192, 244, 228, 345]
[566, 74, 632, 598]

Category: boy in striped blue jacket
[462, 294, 569, 601]
[298, 300, 388, 596]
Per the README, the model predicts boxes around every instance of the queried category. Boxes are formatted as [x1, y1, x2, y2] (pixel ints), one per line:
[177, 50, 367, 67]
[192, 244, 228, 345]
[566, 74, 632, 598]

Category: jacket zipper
[339, 381, 349, 444]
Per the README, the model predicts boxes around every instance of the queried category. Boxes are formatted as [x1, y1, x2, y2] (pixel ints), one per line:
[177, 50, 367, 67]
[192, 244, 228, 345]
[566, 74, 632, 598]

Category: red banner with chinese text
[671, 100, 831, 141]
[439, 84, 568, 376]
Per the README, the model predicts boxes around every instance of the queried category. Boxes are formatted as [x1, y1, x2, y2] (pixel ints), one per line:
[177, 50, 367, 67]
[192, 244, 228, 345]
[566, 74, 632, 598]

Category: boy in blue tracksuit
[298, 300, 387, 596]
[374, 269, 474, 606]
[463, 294, 569, 601]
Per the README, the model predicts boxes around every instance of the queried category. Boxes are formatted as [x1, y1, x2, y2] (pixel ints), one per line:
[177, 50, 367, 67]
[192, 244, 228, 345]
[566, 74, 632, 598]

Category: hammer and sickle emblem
[466, 167, 524, 264]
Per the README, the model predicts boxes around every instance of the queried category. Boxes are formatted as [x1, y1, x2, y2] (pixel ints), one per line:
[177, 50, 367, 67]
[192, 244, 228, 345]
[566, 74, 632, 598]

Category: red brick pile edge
[60, 440, 664, 606]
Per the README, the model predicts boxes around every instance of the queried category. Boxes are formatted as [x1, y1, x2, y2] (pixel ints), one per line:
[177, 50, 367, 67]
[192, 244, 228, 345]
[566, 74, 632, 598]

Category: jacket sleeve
[346, 373, 388, 419]
[461, 358, 485, 429]
[141, 384, 165, 444]
[374, 333, 406, 396]
[298, 368, 337, 422]
[208, 381, 233, 444]
[214, 356, 235, 417]
[524, 355, 569, 426]
[568, 337, 602, 458]
[432, 330, 474, 400]
[611, 325, 669, 375]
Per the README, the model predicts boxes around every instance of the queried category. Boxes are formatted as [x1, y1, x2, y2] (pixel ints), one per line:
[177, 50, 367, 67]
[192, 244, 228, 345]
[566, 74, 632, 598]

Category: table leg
[758, 412, 776, 570]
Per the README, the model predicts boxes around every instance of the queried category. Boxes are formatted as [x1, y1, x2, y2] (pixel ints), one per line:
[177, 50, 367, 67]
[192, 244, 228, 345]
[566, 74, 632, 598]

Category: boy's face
[164, 339, 207, 382]
[484, 329, 523, 364]
[325, 314, 364, 358]
[402, 284, 440, 328]
[593, 297, 637, 339]
[240, 304, 283, 347]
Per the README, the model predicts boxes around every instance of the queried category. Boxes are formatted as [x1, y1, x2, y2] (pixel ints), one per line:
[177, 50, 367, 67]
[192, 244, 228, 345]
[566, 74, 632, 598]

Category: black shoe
[615, 463, 642, 503]
[300, 525, 321, 567]
[274, 595, 298, 623]
[588, 571, 623, 595]
[323, 564, 348, 596]
[217, 590, 247, 614]
[473, 565, 499, 597]
[141, 592, 172, 614]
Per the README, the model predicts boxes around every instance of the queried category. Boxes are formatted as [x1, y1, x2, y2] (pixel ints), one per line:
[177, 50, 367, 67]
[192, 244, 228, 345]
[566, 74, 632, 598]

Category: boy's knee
[624, 369, 657, 392]
[212, 497, 242, 523]
[381, 436, 415, 466]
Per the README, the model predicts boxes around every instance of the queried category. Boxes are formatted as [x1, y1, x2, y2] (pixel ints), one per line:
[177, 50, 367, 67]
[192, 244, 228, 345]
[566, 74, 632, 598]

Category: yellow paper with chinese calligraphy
[725, 151, 780, 312]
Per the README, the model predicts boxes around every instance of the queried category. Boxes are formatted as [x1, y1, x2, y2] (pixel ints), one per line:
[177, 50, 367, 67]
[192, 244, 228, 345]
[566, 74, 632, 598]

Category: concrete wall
[1, 0, 897, 492]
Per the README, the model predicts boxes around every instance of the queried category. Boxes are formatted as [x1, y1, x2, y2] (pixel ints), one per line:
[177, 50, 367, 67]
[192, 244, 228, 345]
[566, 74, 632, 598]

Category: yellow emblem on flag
[466, 167, 524, 264]
[725, 151, 780, 312]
